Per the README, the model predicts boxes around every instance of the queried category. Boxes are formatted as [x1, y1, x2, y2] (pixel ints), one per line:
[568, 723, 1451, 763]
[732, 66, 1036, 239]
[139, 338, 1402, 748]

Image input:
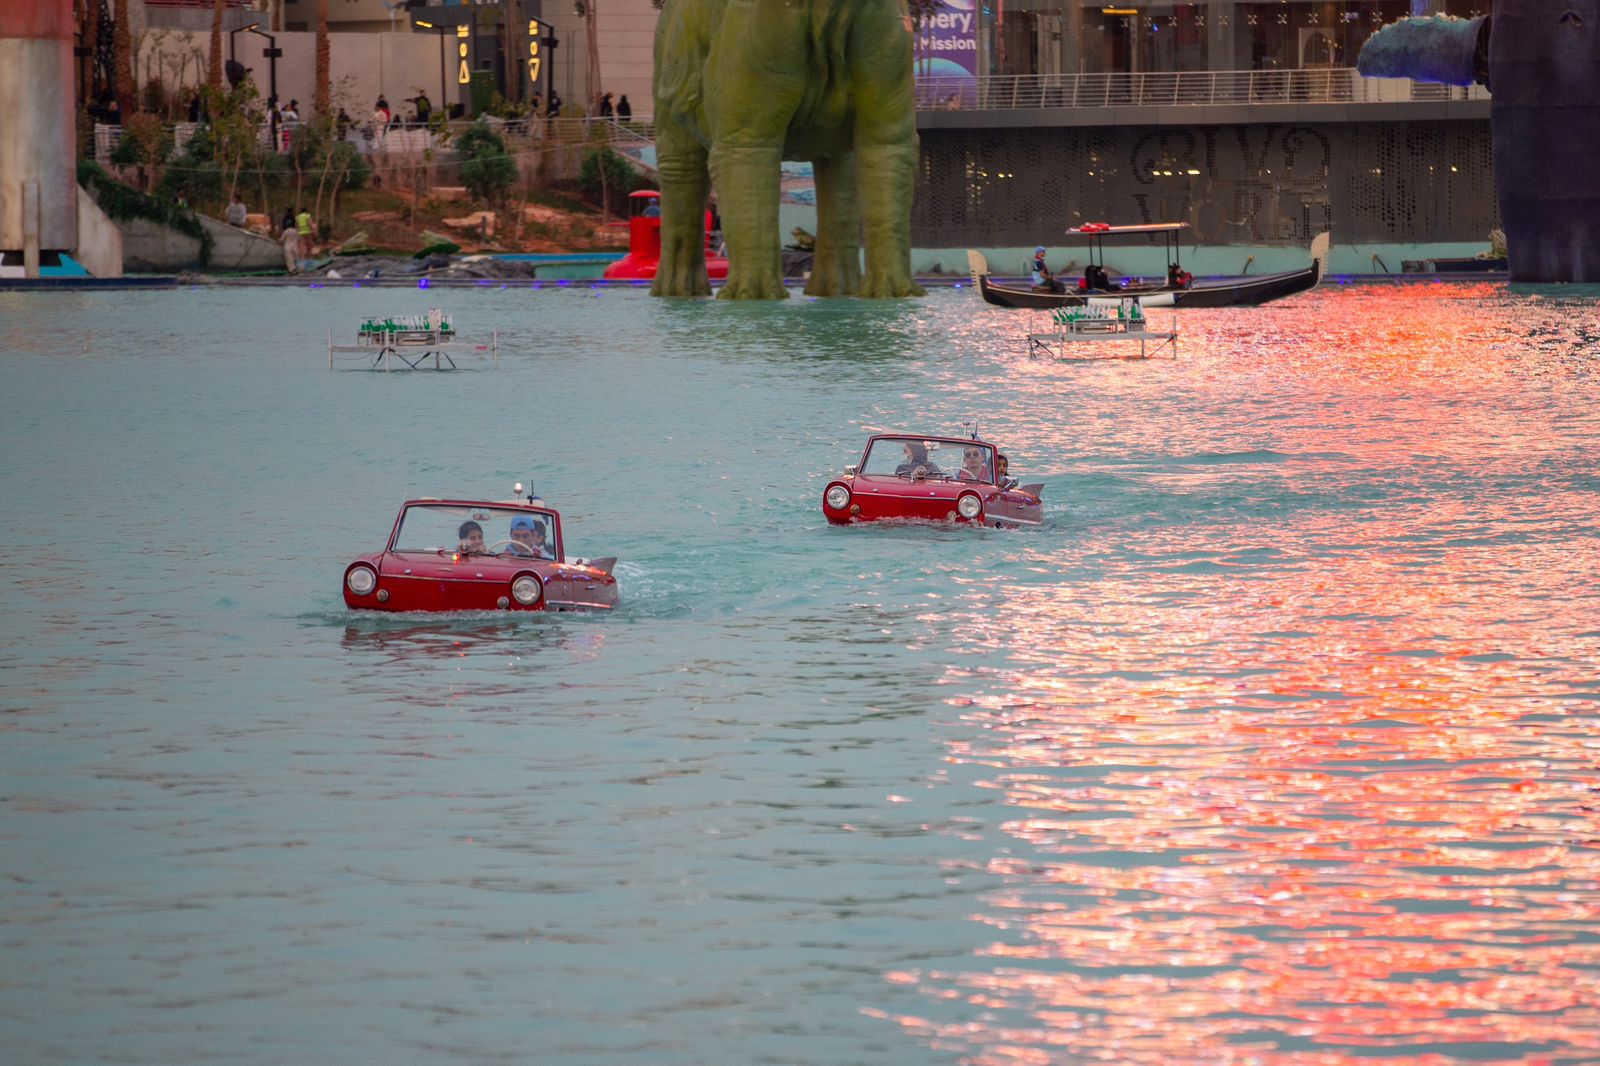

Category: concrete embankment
[119, 214, 287, 274]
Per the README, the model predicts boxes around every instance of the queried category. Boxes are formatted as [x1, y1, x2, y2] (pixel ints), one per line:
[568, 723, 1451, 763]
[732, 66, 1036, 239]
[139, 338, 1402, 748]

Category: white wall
[136, 6, 667, 122]
[140, 30, 446, 118]
[543, 1, 659, 117]
[280, 0, 406, 33]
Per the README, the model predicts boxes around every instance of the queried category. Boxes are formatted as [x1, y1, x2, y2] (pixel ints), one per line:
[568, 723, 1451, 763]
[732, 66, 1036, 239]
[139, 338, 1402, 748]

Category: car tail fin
[583, 556, 617, 575]
[1019, 483, 1044, 497]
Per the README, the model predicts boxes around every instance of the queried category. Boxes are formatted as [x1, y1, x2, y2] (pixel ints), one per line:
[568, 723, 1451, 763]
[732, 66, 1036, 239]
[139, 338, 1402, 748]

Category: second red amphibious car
[821, 433, 1044, 528]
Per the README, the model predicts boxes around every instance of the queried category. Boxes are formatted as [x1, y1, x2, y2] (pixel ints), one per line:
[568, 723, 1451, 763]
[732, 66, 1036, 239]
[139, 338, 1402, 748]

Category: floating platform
[1026, 300, 1177, 360]
[328, 310, 498, 371]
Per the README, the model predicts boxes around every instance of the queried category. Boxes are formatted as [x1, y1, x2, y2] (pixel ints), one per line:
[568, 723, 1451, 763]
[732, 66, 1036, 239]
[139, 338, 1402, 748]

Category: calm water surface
[2, 281, 1599, 1065]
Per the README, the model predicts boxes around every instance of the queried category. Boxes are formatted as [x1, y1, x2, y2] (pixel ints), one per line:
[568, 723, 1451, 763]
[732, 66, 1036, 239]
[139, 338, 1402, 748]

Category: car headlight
[956, 493, 983, 520]
[511, 574, 543, 606]
[825, 484, 851, 510]
[346, 564, 378, 596]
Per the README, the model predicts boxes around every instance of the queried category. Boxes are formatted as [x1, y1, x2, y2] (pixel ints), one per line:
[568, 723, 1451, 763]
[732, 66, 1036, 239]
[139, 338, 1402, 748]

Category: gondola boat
[969, 225, 1328, 309]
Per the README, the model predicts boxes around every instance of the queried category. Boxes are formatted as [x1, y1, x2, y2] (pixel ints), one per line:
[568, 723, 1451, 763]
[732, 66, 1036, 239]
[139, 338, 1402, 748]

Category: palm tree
[113, 0, 135, 114]
[209, 0, 225, 90]
[585, 2, 601, 119]
[314, 0, 330, 115]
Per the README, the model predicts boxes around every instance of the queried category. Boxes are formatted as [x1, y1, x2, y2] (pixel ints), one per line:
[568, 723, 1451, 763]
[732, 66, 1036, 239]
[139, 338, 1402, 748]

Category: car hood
[853, 474, 996, 498]
[381, 551, 563, 576]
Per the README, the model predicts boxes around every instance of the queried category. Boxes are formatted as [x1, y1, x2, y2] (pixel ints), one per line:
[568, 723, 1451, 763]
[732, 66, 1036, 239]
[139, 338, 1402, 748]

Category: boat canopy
[1058, 221, 1190, 267]
[1064, 222, 1191, 237]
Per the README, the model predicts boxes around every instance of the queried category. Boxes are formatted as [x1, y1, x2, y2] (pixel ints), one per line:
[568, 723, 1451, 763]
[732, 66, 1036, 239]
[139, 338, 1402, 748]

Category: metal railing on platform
[915, 68, 1487, 111]
[88, 70, 1482, 166]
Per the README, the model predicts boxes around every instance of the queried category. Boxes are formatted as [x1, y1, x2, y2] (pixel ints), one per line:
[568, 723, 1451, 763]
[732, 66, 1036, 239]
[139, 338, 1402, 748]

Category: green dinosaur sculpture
[651, 0, 926, 300]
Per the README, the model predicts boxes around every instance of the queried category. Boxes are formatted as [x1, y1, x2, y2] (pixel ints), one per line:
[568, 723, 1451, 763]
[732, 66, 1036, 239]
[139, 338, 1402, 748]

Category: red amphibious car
[343, 491, 618, 612]
[822, 433, 1044, 528]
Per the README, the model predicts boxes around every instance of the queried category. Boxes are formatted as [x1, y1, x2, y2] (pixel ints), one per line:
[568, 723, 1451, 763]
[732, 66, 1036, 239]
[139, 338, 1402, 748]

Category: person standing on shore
[295, 209, 315, 259]
[281, 224, 300, 273]
[226, 193, 248, 228]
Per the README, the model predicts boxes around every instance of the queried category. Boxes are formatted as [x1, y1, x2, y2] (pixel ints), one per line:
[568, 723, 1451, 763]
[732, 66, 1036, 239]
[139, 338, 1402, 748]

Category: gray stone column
[0, 0, 78, 275]
[1208, 0, 1235, 70]
[1063, 1, 1083, 76]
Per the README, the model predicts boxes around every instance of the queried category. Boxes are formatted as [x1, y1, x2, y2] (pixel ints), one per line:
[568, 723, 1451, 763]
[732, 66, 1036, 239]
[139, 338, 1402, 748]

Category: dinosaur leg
[805, 152, 863, 297]
[708, 143, 788, 300]
[850, 4, 925, 299]
[855, 138, 924, 299]
[703, 0, 806, 300]
[651, 121, 712, 298]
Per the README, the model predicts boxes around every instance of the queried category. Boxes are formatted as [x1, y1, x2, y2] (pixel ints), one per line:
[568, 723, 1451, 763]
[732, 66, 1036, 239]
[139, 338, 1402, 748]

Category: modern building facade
[971, 0, 1489, 77]
[911, 0, 1497, 256]
[119, 1, 1499, 261]
[278, 0, 656, 120]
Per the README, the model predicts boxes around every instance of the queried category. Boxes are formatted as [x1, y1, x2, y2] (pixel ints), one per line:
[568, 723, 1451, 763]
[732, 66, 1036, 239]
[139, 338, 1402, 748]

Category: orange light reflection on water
[892, 285, 1600, 1064]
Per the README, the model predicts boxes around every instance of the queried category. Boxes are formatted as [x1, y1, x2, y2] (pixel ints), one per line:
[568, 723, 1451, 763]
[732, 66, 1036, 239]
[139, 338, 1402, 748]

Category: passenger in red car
[895, 441, 941, 479]
[458, 521, 486, 553]
[505, 515, 555, 559]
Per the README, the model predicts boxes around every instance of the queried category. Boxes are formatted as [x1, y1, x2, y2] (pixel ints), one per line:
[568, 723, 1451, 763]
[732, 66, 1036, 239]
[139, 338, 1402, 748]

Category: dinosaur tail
[1356, 14, 1488, 87]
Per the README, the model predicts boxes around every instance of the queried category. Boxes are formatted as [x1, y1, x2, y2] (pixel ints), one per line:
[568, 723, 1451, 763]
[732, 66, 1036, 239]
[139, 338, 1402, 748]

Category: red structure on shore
[603, 191, 728, 282]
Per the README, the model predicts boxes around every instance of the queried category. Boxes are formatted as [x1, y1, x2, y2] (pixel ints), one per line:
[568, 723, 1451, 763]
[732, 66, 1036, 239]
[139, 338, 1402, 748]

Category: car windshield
[861, 438, 995, 484]
[391, 503, 559, 560]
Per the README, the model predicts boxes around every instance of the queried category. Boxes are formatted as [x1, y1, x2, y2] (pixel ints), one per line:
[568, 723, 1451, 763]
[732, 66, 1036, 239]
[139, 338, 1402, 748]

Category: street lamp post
[414, 20, 449, 119]
[231, 25, 281, 103]
[228, 22, 256, 73]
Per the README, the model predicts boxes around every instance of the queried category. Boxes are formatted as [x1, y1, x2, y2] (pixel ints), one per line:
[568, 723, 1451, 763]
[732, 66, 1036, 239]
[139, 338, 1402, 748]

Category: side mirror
[1003, 478, 1019, 491]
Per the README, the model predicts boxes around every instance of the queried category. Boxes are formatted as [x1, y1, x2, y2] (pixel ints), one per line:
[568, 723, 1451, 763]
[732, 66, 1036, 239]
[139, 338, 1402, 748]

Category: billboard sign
[915, 0, 978, 107]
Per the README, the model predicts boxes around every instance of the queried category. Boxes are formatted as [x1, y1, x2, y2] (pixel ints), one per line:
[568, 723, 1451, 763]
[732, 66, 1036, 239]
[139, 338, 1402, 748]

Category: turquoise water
[3, 281, 1600, 1065]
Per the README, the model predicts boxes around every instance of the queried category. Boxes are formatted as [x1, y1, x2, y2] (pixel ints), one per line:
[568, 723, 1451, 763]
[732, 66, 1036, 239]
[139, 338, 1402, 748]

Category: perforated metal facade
[913, 119, 1496, 246]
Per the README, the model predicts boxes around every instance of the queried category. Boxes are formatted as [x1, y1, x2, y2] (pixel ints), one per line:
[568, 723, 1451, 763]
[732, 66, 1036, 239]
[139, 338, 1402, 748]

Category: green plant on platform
[579, 148, 644, 215]
[487, 92, 532, 120]
[78, 158, 215, 266]
[155, 126, 224, 211]
[286, 117, 373, 238]
[457, 121, 518, 205]
[109, 112, 174, 190]
[427, 110, 452, 146]
[199, 82, 278, 209]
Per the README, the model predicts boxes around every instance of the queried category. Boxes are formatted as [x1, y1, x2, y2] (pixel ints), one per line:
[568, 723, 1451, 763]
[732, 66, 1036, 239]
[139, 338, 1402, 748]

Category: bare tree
[76, 0, 95, 107]
[76, 0, 99, 147]
[208, 0, 224, 90]
[314, 0, 330, 115]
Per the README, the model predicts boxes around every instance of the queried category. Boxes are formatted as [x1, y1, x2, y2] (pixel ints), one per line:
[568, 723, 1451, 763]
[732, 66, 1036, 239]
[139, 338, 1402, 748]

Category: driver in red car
[957, 446, 993, 483]
[505, 515, 555, 559]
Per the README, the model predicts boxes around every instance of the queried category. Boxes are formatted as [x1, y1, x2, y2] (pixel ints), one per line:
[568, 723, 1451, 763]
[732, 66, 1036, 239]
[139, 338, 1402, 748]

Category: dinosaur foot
[859, 276, 928, 299]
[716, 273, 790, 301]
[651, 267, 713, 298]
